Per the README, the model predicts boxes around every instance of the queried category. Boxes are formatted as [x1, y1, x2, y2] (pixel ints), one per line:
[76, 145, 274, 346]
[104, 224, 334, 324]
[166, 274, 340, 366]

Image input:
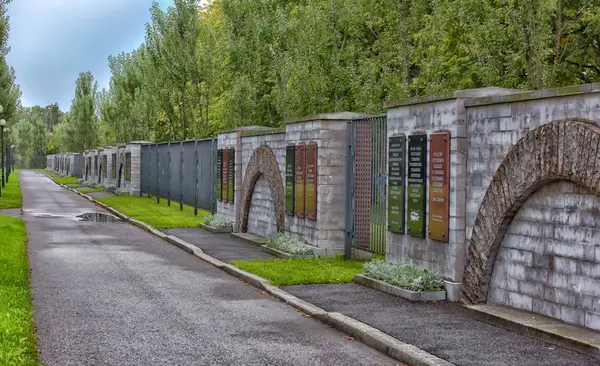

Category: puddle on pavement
[76, 212, 123, 223]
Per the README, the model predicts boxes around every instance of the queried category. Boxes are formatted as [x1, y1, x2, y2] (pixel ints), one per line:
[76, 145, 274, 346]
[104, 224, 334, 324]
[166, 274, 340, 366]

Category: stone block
[585, 311, 600, 331]
[518, 280, 544, 298]
[533, 298, 560, 319]
[507, 291, 533, 311]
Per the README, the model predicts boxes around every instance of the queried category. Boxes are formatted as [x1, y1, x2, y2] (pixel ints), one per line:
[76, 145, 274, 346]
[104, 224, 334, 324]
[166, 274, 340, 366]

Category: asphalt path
[23, 171, 394, 366]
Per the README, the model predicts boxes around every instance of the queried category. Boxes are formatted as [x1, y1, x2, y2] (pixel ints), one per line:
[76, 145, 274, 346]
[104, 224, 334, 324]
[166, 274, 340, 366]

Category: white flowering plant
[363, 261, 444, 292]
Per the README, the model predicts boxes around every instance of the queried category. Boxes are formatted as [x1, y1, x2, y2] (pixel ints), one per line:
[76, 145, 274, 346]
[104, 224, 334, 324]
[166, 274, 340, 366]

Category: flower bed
[357, 261, 446, 301]
[264, 233, 313, 257]
[200, 214, 233, 233]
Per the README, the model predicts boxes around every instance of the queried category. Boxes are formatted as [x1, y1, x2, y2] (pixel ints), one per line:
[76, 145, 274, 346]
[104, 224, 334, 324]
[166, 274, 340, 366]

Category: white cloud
[6, 0, 174, 109]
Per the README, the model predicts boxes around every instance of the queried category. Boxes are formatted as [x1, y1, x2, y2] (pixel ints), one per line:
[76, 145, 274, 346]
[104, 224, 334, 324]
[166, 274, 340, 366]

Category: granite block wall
[488, 180, 600, 330]
[465, 85, 600, 240]
[240, 131, 286, 238]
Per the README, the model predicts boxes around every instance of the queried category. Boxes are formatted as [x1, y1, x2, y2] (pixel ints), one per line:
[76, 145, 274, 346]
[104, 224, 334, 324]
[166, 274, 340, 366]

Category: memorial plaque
[295, 144, 306, 218]
[305, 143, 318, 220]
[217, 149, 223, 201]
[285, 145, 295, 215]
[407, 134, 427, 238]
[388, 135, 406, 234]
[222, 149, 229, 202]
[228, 149, 235, 203]
[428, 132, 450, 242]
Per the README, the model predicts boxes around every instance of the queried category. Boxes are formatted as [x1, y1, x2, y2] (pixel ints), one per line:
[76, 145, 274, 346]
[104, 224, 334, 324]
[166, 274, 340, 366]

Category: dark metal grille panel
[141, 145, 151, 194]
[349, 115, 388, 254]
[140, 139, 216, 212]
[158, 144, 170, 200]
[353, 119, 372, 249]
[181, 141, 196, 206]
[169, 143, 182, 202]
[196, 139, 216, 211]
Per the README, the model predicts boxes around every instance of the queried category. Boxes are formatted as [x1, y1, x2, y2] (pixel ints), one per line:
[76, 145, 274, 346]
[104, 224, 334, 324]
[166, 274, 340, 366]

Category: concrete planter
[444, 280, 462, 302]
[354, 274, 446, 302]
[261, 245, 314, 259]
[198, 223, 233, 234]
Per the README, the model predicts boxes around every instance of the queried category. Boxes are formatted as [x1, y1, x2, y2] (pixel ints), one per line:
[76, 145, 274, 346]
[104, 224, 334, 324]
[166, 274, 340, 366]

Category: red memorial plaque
[428, 132, 450, 242]
[222, 149, 229, 203]
[295, 144, 306, 218]
[305, 143, 318, 220]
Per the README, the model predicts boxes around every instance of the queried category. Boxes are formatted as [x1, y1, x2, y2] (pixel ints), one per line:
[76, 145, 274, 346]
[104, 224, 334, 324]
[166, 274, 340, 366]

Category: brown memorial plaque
[222, 149, 229, 203]
[295, 144, 306, 218]
[305, 143, 318, 220]
[428, 132, 450, 242]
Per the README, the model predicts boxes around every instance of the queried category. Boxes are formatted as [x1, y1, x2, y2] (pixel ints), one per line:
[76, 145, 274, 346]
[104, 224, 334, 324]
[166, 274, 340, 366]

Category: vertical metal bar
[147, 146, 151, 198]
[156, 144, 160, 204]
[345, 121, 354, 259]
[180, 141, 184, 211]
[212, 138, 217, 214]
[194, 140, 199, 215]
[168, 142, 171, 207]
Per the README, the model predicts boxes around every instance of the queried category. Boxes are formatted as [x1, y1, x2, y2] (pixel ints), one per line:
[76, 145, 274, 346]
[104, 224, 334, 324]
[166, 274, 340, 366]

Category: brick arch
[461, 118, 600, 304]
[237, 145, 285, 233]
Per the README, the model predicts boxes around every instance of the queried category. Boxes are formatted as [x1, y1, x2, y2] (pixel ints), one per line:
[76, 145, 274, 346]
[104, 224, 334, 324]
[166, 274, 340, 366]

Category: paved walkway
[0, 208, 21, 217]
[23, 171, 394, 365]
[283, 283, 599, 366]
[164, 228, 274, 262]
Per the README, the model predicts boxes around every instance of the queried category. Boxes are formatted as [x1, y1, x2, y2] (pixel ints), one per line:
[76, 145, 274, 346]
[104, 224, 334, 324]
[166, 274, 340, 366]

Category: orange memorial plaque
[428, 132, 450, 242]
[305, 143, 318, 220]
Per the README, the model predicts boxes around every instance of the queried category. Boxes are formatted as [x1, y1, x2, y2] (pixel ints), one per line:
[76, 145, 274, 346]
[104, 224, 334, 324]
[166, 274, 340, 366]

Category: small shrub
[77, 178, 84, 184]
[363, 261, 445, 292]
[203, 214, 233, 229]
[115, 188, 130, 196]
[86, 181, 97, 188]
[266, 233, 313, 256]
[104, 185, 117, 194]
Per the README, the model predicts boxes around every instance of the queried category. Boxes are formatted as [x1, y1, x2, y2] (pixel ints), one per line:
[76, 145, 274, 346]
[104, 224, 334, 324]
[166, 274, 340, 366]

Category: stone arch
[237, 145, 285, 233]
[462, 118, 600, 304]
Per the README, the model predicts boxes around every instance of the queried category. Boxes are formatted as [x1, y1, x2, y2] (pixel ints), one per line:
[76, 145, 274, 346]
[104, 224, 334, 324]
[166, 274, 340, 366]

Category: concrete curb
[40, 170, 455, 366]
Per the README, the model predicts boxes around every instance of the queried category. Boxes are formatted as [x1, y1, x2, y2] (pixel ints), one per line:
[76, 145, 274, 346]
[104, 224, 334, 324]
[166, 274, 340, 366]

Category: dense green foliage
[233, 256, 365, 286]
[16, 0, 600, 154]
[0, 215, 39, 365]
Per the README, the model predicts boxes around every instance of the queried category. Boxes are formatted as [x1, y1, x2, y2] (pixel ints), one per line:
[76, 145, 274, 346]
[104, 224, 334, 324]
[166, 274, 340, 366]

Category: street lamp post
[0, 119, 6, 188]
[4, 128, 9, 182]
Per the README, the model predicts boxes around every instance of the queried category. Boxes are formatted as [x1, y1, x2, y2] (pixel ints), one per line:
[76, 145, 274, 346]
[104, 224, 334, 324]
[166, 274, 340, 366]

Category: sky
[6, 0, 174, 110]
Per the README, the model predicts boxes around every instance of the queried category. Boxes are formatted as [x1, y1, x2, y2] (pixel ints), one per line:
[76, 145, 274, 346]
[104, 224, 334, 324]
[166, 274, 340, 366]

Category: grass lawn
[0, 171, 22, 210]
[79, 188, 104, 194]
[40, 170, 79, 185]
[232, 256, 365, 286]
[97, 195, 210, 229]
[0, 215, 39, 365]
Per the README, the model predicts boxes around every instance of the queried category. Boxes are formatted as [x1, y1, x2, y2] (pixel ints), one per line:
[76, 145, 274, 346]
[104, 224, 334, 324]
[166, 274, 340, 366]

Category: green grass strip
[38, 169, 79, 185]
[97, 195, 210, 229]
[232, 256, 365, 286]
[0, 171, 22, 210]
[0, 215, 40, 365]
[78, 188, 104, 194]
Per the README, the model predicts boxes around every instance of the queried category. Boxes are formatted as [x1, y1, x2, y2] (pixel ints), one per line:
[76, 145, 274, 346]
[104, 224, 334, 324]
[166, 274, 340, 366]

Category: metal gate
[346, 115, 388, 255]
